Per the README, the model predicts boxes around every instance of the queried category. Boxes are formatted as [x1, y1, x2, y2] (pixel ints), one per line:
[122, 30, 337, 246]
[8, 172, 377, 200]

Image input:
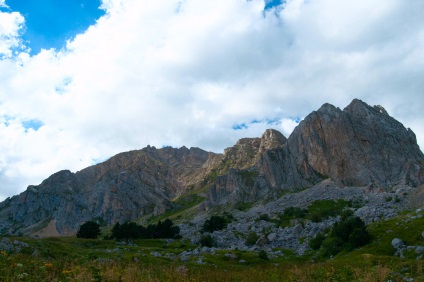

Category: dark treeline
[109, 219, 180, 240]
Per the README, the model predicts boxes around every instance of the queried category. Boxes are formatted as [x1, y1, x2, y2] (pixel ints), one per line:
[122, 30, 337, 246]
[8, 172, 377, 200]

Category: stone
[391, 238, 405, 249]
[267, 233, 277, 242]
[255, 235, 269, 247]
[415, 246, 424, 254]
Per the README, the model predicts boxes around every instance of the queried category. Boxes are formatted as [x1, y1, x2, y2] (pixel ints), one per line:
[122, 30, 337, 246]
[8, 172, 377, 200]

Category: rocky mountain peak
[260, 129, 287, 151]
[289, 99, 424, 187]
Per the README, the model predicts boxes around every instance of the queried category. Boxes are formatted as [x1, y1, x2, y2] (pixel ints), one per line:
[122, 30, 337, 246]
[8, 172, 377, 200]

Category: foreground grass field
[1, 210, 424, 281]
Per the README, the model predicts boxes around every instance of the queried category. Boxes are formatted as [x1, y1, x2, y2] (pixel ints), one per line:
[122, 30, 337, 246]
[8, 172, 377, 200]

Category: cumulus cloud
[0, 0, 424, 200]
[0, 9, 25, 58]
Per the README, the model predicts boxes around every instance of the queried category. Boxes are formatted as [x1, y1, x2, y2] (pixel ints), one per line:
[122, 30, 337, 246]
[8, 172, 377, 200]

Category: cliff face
[206, 99, 424, 205]
[288, 99, 424, 187]
[0, 99, 423, 236]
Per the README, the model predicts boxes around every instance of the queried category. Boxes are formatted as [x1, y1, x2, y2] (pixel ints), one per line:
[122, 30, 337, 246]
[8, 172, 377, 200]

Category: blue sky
[2, 0, 104, 54]
[1, 0, 282, 55]
[0, 0, 424, 201]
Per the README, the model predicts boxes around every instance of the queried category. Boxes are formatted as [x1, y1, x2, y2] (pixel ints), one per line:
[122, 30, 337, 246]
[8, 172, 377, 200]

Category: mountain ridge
[0, 99, 423, 236]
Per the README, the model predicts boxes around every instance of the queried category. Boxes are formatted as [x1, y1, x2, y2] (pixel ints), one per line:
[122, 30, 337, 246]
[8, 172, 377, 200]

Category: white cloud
[0, 10, 25, 58]
[0, 0, 424, 200]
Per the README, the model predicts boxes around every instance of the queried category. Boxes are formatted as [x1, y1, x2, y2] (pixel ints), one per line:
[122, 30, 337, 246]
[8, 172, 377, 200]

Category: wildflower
[44, 263, 54, 268]
[0, 251, 7, 256]
[62, 269, 72, 274]
[16, 263, 23, 268]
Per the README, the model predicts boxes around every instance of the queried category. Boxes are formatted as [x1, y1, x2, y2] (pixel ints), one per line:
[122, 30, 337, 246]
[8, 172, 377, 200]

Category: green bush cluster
[274, 207, 307, 227]
[202, 215, 232, 233]
[274, 200, 350, 228]
[311, 215, 372, 259]
[110, 219, 180, 240]
[245, 232, 259, 246]
[306, 199, 350, 223]
[76, 221, 101, 239]
[200, 234, 214, 247]
[258, 213, 271, 222]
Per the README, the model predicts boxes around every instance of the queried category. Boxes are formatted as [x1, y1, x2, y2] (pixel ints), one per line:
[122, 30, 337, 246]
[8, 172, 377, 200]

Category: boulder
[391, 238, 405, 249]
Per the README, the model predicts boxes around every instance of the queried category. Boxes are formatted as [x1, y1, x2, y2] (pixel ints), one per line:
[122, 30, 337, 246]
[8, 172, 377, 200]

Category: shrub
[111, 219, 180, 240]
[284, 207, 307, 219]
[317, 216, 371, 259]
[309, 233, 325, 250]
[154, 219, 181, 239]
[258, 250, 269, 260]
[258, 214, 271, 221]
[274, 207, 307, 227]
[77, 221, 101, 239]
[200, 234, 214, 247]
[306, 199, 350, 223]
[235, 202, 252, 211]
[245, 232, 259, 246]
[202, 215, 228, 233]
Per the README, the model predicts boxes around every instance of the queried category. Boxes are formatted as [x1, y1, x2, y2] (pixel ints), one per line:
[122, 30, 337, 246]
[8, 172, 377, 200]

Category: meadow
[1, 210, 424, 281]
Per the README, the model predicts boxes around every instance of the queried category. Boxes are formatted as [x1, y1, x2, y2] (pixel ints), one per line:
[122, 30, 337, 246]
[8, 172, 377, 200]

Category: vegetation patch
[108, 219, 180, 241]
[306, 199, 350, 222]
[312, 215, 372, 259]
[239, 170, 258, 187]
[202, 215, 231, 233]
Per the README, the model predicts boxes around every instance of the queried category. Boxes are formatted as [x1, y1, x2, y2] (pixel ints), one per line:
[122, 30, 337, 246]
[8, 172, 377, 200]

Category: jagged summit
[260, 129, 287, 151]
[0, 99, 423, 236]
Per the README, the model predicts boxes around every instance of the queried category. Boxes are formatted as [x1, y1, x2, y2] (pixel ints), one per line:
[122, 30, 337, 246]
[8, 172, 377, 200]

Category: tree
[154, 219, 180, 239]
[202, 215, 228, 233]
[200, 234, 214, 247]
[76, 221, 101, 239]
[316, 216, 371, 258]
[110, 219, 180, 241]
[245, 232, 259, 246]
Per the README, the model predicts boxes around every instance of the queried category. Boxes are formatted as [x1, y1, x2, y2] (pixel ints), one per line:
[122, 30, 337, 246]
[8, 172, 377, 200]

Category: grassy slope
[1, 210, 424, 281]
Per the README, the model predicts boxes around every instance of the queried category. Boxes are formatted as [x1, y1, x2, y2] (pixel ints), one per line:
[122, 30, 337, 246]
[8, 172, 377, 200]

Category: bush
[306, 200, 350, 223]
[258, 250, 269, 260]
[202, 215, 228, 233]
[317, 216, 371, 259]
[274, 207, 307, 227]
[258, 214, 271, 222]
[111, 219, 180, 240]
[284, 207, 307, 219]
[245, 232, 259, 246]
[309, 233, 325, 250]
[200, 234, 214, 247]
[77, 221, 101, 239]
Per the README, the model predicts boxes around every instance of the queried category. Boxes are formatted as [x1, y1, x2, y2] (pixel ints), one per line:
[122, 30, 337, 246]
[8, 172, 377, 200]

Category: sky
[0, 0, 424, 201]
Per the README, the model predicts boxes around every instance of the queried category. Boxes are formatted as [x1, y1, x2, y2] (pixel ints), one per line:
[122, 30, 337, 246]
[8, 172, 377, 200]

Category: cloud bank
[1, 0, 424, 200]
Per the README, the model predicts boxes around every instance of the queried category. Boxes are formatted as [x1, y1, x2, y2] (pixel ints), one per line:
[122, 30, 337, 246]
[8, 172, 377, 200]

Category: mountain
[0, 99, 423, 236]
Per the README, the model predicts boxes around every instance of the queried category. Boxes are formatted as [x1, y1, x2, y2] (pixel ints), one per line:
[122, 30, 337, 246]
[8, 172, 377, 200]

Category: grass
[136, 193, 206, 225]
